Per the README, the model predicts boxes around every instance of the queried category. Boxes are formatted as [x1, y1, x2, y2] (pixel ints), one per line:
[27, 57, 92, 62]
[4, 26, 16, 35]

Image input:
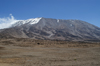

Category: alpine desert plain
[0, 38, 100, 66]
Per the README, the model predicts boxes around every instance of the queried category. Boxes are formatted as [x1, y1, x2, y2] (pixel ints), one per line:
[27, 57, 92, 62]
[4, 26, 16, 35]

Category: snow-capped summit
[12, 17, 42, 27]
[26, 17, 42, 24]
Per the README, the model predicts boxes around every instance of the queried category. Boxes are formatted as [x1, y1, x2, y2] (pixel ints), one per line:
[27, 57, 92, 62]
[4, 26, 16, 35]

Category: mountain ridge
[0, 17, 100, 41]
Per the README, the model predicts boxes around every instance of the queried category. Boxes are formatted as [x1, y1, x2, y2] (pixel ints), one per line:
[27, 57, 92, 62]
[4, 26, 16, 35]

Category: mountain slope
[0, 17, 100, 41]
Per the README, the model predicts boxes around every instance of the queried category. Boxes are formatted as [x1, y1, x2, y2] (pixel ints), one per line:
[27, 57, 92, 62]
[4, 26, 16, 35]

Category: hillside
[0, 17, 100, 41]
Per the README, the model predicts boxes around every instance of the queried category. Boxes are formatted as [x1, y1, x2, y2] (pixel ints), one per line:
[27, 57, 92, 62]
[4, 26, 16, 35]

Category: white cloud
[0, 14, 19, 29]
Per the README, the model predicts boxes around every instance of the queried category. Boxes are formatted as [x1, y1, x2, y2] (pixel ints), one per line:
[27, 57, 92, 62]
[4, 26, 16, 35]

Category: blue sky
[0, 0, 100, 28]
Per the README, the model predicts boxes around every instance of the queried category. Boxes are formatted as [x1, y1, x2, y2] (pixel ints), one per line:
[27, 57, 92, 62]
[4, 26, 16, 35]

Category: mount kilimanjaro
[0, 17, 100, 41]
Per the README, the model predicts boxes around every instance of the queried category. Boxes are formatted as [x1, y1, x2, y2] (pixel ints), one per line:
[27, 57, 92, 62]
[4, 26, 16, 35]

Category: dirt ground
[0, 38, 100, 66]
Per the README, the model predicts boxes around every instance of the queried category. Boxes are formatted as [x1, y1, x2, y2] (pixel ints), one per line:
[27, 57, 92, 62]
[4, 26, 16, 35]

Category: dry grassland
[0, 38, 100, 66]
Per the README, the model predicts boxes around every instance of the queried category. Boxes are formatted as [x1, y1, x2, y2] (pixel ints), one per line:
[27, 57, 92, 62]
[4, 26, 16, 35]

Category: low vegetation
[0, 38, 100, 66]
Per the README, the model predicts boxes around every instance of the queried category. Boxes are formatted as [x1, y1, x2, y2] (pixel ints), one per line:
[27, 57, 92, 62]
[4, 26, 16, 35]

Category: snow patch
[57, 19, 59, 23]
[12, 18, 42, 27]
[18, 18, 42, 25]
[29, 18, 42, 24]
[70, 24, 73, 26]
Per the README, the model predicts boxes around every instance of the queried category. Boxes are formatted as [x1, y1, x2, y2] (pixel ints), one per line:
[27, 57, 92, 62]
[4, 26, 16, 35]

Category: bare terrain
[0, 38, 100, 66]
